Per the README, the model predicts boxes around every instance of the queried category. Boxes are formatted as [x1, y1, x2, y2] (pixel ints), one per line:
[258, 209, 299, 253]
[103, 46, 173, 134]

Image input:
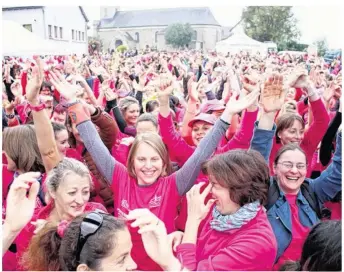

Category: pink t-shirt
[274, 194, 310, 270]
[112, 163, 181, 271]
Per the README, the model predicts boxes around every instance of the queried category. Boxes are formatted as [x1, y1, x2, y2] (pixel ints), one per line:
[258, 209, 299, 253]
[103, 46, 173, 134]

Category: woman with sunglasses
[22, 211, 137, 271]
[49, 70, 260, 271]
[250, 75, 342, 270]
[13, 58, 107, 268]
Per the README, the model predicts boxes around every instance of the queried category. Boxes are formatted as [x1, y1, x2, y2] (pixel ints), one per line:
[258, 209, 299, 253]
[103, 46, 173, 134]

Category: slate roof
[98, 7, 221, 29]
[2, 6, 89, 22]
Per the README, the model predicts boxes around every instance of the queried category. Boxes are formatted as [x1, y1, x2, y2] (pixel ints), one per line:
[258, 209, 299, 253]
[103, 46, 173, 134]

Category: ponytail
[21, 223, 62, 271]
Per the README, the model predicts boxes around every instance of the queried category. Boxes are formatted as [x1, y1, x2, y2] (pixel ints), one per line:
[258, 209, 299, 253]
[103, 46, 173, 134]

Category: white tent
[2, 20, 69, 56]
[216, 26, 266, 54]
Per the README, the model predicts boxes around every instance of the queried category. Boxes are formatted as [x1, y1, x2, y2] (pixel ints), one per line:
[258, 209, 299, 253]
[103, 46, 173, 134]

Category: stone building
[93, 7, 226, 52]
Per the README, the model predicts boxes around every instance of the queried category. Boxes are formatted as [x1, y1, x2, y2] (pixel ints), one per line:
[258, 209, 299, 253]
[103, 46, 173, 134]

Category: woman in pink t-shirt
[50, 70, 260, 270]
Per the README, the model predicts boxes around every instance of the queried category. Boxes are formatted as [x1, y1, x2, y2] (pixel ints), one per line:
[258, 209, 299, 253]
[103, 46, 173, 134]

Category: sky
[83, 5, 342, 49]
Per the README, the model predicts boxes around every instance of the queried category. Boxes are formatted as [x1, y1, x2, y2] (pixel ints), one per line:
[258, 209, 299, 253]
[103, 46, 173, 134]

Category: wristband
[68, 103, 90, 125]
[28, 103, 46, 112]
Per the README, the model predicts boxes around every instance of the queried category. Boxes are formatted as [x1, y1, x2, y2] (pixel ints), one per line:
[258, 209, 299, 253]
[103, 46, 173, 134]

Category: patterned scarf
[210, 200, 261, 232]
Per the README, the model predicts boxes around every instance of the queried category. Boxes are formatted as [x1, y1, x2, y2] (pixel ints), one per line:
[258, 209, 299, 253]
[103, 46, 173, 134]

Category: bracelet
[5, 113, 15, 119]
[220, 119, 230, 126]
[28, 103, 46, 112]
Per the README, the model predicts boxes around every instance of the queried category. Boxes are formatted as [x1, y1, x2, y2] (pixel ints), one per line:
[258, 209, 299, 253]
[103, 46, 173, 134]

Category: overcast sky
[83, 5, 342, 49]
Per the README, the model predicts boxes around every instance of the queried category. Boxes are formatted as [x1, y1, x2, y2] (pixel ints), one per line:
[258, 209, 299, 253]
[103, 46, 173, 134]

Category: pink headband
[57, 220, 70, 238]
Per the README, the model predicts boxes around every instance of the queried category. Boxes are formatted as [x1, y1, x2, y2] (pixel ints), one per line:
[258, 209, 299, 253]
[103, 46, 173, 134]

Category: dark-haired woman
[250, 94, 342, 269]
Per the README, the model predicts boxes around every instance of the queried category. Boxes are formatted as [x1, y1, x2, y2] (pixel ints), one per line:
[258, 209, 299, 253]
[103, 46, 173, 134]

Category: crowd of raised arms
[2, 49, 342, 271]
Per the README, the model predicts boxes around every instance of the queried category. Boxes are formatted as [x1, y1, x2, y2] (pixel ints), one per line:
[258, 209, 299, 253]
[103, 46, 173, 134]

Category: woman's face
[273, 149, 307, 195]
[210, 175, 240, 215]
[277, 120, 304, 145]
[50, 173, 90, 221]
[133, 142, 164, 186]
[124, 104, 140, 126]
[191, 121, 213, 146]
[96, 228, 137, 271]
[285, 88, 296, 101]
[55, 130, 69, 158]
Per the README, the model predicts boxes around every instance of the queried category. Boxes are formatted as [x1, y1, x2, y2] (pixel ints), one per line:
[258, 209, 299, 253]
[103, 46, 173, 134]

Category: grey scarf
[210, 200, 261, 232]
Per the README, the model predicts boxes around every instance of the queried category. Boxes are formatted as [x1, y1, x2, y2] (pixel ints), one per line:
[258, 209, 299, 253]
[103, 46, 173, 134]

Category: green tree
[165, 23, 193, 48]
[242, 6, 300, 46]
[314, 38, 328, 57]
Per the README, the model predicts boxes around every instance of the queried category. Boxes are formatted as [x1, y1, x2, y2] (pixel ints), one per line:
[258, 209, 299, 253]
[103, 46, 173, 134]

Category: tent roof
[217, 31, 263, 47]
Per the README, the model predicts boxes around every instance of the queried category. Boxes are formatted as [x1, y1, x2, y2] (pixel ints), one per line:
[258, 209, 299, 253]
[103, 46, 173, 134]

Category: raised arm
[250, 73, 285, 163]
[49, 70, 116, 184]
[26, 57, 61, 172]
[319, 109, 342, 166]
[176, 89, 261, 195]
[311, 130, 342, 204]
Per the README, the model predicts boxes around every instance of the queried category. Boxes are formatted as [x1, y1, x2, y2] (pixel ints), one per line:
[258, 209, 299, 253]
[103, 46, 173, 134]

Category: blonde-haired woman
[49, 70, 260, 271]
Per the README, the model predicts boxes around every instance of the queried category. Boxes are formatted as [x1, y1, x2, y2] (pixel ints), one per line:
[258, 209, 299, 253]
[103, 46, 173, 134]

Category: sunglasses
[76, 212, 104, 263]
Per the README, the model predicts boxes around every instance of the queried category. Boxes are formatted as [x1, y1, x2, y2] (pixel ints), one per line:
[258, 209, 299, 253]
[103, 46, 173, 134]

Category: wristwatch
[28, 103, 46, 112]
[5, 113, 15, 119]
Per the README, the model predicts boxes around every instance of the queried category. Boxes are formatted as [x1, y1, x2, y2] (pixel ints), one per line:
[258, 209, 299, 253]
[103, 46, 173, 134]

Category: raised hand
[189, 80, 199, 103]
[127, 209, 178, 270]
[26, 56, 44, 104]
[48, 70, 78, 103]
[224, 87, 260, 117]
[156, 74, 174, 102]
[260, 73, 286, 112]
[4, 172, 41, 233]
[10, 80, 23, 97]
[288, 69, 309, 89]
[186, 183, 215, 222]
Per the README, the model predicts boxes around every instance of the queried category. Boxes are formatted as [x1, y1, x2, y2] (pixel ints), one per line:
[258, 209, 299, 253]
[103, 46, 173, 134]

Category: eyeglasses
[75, 212, 104, 263]
[277, 162, 307, 170]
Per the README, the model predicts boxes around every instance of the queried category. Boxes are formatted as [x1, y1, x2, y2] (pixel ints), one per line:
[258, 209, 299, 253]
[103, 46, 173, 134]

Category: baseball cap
[201, 100, 225, 113]
[188, 113, 217, 127]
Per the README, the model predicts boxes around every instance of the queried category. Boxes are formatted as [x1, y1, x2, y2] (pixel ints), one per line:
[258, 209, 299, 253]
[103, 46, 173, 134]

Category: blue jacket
[250, 121, 342, 261]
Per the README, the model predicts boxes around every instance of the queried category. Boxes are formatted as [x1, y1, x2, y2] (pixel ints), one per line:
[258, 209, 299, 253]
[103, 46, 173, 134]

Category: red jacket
[176, 208, 277, 271]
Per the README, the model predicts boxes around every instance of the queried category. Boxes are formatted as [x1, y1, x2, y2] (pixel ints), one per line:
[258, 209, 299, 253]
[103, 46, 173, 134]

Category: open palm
[49, 70, 78, 103]
[226, 88, 260, 115]
[260, 73, 285, 112]
[26, 57, 44, 103]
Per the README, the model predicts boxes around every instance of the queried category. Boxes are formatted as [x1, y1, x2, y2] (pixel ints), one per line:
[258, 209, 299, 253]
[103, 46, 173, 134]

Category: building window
[59, 27, 63, 39]
[72, 29, 74, 40]
[23, 24, 32, 32]
[54, 26, 58, 38]
[216, 31, 219, 42]
[155, 31, 158, 43]
[48, 25, 52, 37]
[82, 32, 85, 41]
[192, 30, 197, 41]
[135, 32, 139, 42]
[78, 31, 81, 40]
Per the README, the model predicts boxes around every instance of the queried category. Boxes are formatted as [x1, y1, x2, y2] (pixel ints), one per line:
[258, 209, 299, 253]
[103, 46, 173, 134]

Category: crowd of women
[2, 49, 342, 271]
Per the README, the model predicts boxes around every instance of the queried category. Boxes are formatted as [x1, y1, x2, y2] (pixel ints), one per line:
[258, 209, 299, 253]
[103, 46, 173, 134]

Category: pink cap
[201, 100, 225, 113]
[188, 113, 217, 127]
